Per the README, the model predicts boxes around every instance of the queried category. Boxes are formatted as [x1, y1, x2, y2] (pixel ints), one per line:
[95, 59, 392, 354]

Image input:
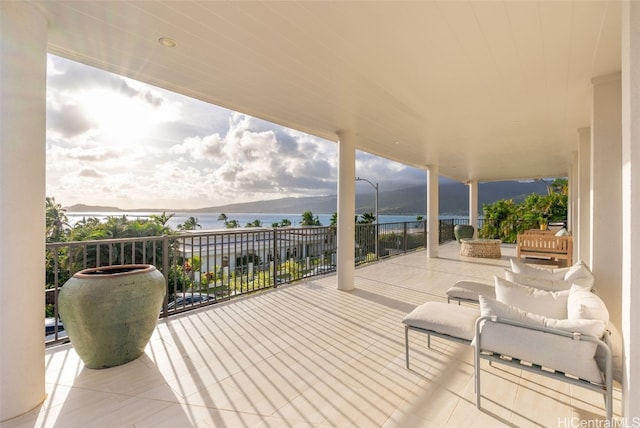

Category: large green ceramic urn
[58, 264, 165, 369]
[453, 224, 475, 242]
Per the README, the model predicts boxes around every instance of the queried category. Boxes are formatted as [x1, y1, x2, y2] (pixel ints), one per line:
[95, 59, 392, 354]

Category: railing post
[272, 229, 278, 288]
[425, 219, 429, 248]
[375, 223, 379, 260]
[161, 235, 169, 318]
[403, 222, 408, 253]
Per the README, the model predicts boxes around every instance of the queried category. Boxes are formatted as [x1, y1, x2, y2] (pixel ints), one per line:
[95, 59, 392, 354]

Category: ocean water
[65, 211, 461, 230]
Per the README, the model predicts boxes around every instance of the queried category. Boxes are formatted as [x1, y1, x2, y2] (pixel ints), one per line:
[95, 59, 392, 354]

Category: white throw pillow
[478, 294, 607, 384]
[494, 276, 569, 319]
[479, 294, 606, 338]
[509, 259, 569, 280]
[567, 284, 610, 321]
[555, 228, 570, 237]
[564, 260, 595, 285]
[504, 270, 572, 292]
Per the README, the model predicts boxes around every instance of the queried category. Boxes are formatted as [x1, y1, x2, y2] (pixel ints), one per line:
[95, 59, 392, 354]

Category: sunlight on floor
[3, 242, 620, 427]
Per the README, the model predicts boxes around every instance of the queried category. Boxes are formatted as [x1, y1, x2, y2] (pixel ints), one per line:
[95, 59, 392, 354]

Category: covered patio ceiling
[37, 1, 621, 182]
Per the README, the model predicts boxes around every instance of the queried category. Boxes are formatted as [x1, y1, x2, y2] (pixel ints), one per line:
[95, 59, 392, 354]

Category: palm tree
[217, 213, 228, 221]
[537, 177, 568, 196]
[550, 178, 569, 196]
[149, 211, 175, 235]
[103, 215, 128, 238]
[272, 218, 292, 227]
[225, 219, 240, 228]
[358, 212, 376, 224]
[246, 219, 262, 228]
[300, 211, 321, 226]
[45, 196, 70, 242]
[178, 216, 201, 230]
[150, 212, 175, 227]
[330, 212, 337, 226]
[73, 216, 100, 229]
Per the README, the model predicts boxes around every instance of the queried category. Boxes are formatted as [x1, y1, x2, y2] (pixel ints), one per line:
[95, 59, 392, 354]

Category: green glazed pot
[59, 264, 165, 369]
[454, 224, 475, 242]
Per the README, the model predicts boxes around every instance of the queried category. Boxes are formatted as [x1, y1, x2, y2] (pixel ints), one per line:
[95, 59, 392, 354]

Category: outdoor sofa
[403, 259, 621, 422]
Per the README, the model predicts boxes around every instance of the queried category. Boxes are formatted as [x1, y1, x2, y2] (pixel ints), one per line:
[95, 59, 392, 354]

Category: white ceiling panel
[38, 1, 622, 183]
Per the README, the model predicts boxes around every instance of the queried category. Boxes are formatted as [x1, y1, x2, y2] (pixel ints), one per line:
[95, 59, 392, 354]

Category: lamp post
[356, 177, 378, 259]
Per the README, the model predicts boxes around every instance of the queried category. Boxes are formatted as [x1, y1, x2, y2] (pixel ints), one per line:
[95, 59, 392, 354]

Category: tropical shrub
[479, 179, 568, 243]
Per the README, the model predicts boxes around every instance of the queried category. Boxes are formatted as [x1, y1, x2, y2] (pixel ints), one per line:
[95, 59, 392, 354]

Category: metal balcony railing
[45, 221, 434, 345]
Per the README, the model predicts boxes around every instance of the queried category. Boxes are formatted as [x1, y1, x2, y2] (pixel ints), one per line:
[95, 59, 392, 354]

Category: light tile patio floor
[3, 242, 621, 427]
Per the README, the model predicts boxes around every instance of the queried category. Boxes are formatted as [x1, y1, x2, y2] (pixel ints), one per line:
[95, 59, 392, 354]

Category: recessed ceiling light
[158, 37, 176, 48]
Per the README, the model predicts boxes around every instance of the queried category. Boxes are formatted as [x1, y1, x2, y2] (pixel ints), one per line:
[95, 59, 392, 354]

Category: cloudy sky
[46, 55, 427, 210]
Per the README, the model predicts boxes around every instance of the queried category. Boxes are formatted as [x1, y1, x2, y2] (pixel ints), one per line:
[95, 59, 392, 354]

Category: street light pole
[355, 177, 379, 259]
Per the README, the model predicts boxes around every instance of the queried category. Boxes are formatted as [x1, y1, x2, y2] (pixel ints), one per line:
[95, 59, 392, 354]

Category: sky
[45, 55, 429, 210]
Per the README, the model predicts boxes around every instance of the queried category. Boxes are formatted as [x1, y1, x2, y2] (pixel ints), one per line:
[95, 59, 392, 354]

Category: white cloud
[78, 168, 104, 178]
[166, 113, 339, 203]
[45, 55, 425, 210]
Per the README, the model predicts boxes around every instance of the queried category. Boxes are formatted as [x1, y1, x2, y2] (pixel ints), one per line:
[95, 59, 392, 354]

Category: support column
[467, 180, 478, 237]
[568, 152, 580, 264]
[426, 165, 439, 258]
[0, 2, 48, 421]
[590, 73, 622, 328]
[568, 153, 577, 236]
[621, 0, 640, 418]
[577, 127, 591, 262]
[336, 131, 356, 291]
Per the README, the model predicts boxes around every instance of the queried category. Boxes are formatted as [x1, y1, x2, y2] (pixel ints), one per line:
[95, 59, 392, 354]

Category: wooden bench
[516, 232, 573, 265]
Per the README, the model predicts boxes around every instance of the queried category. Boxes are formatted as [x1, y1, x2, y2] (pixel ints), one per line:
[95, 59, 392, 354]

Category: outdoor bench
[516, 233, 573, 265]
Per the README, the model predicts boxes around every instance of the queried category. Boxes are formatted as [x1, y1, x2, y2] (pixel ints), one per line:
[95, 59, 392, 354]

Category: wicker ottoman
[460, 239, 502, 258]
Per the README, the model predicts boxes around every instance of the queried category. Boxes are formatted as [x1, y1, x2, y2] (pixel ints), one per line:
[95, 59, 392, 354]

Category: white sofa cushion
[478, 295, 606, 384]
[446, 280, 495, 302]
[510, 259, 569, 280]
[567, 284, 610, 321]
[503, 270, 572, 292]
[402, 302, 480, 341]
[494, 276, 569, 319]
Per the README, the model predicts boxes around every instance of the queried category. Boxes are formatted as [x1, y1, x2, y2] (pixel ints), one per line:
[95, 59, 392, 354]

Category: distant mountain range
[66, 180, 549, 216]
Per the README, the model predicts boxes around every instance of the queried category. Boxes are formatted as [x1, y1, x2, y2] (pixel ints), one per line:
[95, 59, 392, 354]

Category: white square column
[467, 180, 478, 236]
[577, 127, 591, 263]
[0, 2, 48, 420]
[590, 73, 622, 328]
[426, 165, 439, 258]
[336, 131, 356, 291]
[621, 0, 640, 418]
[568, 153, 577, 239]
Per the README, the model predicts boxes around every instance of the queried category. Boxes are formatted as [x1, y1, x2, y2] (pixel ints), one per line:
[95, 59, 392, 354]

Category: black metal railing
[45, 221, 432, 345]
[375, 221, 426, 258]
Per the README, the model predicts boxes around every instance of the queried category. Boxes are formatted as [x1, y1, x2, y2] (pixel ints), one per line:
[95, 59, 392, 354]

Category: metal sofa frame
[474, 315, 613, 423]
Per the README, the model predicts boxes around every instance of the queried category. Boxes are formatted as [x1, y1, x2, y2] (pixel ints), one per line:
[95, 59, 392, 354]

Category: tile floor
[2, 242, 621, 427]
